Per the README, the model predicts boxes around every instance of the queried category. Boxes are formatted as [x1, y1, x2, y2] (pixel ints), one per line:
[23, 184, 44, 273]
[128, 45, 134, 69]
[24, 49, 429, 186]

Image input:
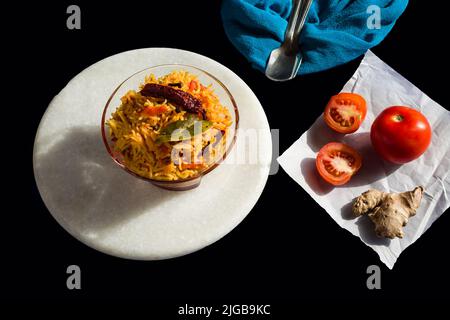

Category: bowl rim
[101, 63, 240, 184]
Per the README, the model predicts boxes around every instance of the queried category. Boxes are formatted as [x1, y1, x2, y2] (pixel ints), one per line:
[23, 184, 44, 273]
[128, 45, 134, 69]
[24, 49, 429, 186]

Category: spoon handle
[283, 0, 303, 50]
[286, 0, 314, 54]
[295, 0, 313, 36]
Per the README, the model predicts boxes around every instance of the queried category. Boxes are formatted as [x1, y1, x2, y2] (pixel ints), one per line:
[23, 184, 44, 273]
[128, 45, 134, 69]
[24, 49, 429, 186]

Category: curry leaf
[155, 115, 212, 144]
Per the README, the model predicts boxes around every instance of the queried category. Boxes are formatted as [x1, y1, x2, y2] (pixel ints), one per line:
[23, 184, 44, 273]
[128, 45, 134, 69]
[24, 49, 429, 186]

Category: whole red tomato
[370, 106, 432, 164]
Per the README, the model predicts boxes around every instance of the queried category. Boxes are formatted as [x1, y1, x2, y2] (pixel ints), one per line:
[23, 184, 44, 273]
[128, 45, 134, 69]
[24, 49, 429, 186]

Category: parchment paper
[277, 50, 450, 269]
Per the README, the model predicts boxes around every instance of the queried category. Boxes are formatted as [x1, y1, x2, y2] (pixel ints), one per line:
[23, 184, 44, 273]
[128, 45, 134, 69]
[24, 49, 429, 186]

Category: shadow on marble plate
[34, 126, 176, 237]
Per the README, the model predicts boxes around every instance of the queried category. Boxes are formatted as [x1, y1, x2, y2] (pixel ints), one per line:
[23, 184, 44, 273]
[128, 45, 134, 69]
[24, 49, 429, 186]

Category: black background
[7, 0, 450, 307]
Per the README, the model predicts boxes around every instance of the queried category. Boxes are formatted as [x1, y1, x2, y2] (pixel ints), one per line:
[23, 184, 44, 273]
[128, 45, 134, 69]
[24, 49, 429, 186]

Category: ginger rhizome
[352, 186, 424, 239]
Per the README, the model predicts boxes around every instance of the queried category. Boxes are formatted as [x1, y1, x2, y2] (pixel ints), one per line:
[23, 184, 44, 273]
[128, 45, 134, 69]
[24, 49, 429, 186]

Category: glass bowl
[101, 64, 239, 191]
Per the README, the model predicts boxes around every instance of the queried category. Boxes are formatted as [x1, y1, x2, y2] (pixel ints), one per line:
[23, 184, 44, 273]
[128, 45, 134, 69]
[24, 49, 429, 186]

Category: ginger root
[352, 186, 424, 239]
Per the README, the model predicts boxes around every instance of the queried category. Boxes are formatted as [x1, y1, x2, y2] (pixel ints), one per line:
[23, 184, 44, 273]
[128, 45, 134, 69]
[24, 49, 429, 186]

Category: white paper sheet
[277, 50, 450, 269]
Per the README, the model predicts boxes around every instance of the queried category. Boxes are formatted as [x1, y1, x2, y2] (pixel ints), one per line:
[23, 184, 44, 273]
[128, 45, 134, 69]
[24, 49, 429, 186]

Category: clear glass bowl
[101, 64, 239, 191]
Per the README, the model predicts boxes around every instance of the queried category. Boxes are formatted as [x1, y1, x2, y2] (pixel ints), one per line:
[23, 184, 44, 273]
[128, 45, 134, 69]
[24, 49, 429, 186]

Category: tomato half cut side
[324, 93, 367, 134]
[316, 142, 362, 186]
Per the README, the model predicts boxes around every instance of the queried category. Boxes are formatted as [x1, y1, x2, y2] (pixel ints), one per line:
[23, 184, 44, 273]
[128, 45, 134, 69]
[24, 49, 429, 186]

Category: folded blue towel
[221, 0, 408, 75]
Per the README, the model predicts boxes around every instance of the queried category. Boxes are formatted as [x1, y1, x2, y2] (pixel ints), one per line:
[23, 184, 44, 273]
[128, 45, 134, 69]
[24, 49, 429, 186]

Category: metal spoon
[265, 0, 313, 81]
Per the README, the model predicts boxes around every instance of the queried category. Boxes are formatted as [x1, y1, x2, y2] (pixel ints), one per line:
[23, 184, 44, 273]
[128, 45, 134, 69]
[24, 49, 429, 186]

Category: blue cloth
[221, 0, 408, 75]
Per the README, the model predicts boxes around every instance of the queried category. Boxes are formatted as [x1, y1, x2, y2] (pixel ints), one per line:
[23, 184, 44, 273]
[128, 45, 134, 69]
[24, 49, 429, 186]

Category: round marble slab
[33, 48, 272, 260]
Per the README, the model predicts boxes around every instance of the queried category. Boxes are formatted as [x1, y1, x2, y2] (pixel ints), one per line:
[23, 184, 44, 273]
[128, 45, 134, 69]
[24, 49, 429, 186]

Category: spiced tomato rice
[106, 71, 232, 181]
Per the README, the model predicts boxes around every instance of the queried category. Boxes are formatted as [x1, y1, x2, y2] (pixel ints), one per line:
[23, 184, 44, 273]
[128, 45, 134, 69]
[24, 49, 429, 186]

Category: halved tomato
[324, 93, 367, 134]
[316, 142, 362, 186]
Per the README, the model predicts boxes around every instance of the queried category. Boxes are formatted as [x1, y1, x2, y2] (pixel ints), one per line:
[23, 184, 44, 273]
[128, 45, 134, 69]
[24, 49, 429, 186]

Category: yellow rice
[106, 70, 232, 180]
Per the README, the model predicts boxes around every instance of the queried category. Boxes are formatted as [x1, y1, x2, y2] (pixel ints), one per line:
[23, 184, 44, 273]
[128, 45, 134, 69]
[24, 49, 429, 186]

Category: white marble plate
[33, 48, 272, 260]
